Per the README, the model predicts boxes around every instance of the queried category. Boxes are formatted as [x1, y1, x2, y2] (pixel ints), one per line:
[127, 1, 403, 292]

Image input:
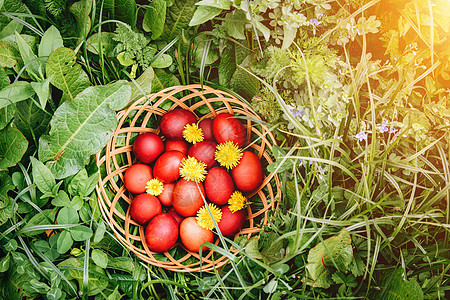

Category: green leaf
[69, 196, 84, 211]
[230, 56, 260, 99]
[57, 207, 79, 225]
[104, 0, 137, 28]
[57, 230, 74, 254]
[281, 25, 297, 50]
[143, 0, 166, 39]
[244, 237, 264, 259]
[38, 25, 63, 58]
[68, 168, 98, 196]
[30, 156, 55, 194]
[117, 51, 135, 66]
[51, 190, 71, 207]
[377, 268, 423, 300]
[107, 257, 134, 273]
[0, 0, 27, 38]
[0, 171, 14, 225]
[86, 32, 116, 56]
[0, 20, 22, 40]
[47, 287, 63, 300]
[189, 6, 222, 26]
[195, 0, 231, 9]
[0, 105, 14, 131]
[161, 0, 196, 40]
[0, 40, 19, 68]
[4, 239, 17, 252]
[38, 80, 131, 179]
[0, 81, 35, 109]
[129, 66, 155, 104]
[93, 222, 106, 243]
[223, 10, 246, 40]
[45, 47, 91, 102]
[69, 0, 93, 44]
[219, 44, 236, 87]
[92, 249, 108, 268]
[107, 286, 122, 300]
[13, 98, 51, 140]
[30, 77, 51, 109]
[151, 53, 173, 68]
[14, 32, 44, 81]
[69, 225, 93, 241]
[0, 252, 10, 272]
[305, 262, 332, 288]
[0, 126, 28, 169]
[263, 278, 278, 294]
[58, 258, 108, 296]
[151, 68, 180, 93]
[21, 208, 57, 237]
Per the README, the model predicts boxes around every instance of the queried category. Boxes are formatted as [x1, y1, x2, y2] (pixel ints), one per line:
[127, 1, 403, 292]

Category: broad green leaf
[47, 287, 63, 300]
[4, 239, 17, 252]
[69, 225, 93, 241]
[39, 25, 63, 58]
[192, 35, 219, 67]
[151, 53, 173, 68]
[57, 207, 79, 225]
[0, 171, 14, 226]
[86, 32, 116, 56]
[254, 20, 270, 41]
[14, 32, 44, 81]
[13, 98, 51, 140]
[0, 67, 9, 88]
[0, 126, 28, 169]
[68, 168, 98, 196]
[230, 56, 260, 99]
[38, 80, 131, 179]
[305, 262, 332, 288]
[161, 0, 196, 40]
[282, 25, 297, 50]
[57, 230, 74, 254]
[106, 257, 134, 273]
[104, 0, 137, 27]
[117, 51, 135, 66]
[21, 208, 57, 237]
[151, 68, 180, 93]
[0, 260, 32, 299]
[70, 196, 84, 211]
[195, 0, 232, 9]
[129, 66, 154, 104]
[69, 0, 93, 44]
[0, 105, 14, 131]
[0, 0, 27, 38]
[30, 77, 51, 109]
[0, 252, 10, 272]
[244, 237, 264, 259]
[107, 286, 122, 300]
[26, 279, 50, 294]
[263, 278, 278, 294]
[0, 40, 19, 68]
[377, 268, 423, 300]
[30, 156, 55, 194]
[0, 81, 35, 109]
[0, 20, 23, 40]
[45, 47, 91, 102]
[92, 249, 108, 268]
[58, 258, 108, 296]
[218, 44, 236, 87]
[143, 0, 166, 39]
[223, 10, 246, 40]
[93, 222, 106, 243]
[189, 6, 222, 26]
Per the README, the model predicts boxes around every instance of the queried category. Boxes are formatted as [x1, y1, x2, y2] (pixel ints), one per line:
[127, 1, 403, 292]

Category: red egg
[172, 179, 205, 217]
[153, 151, 186, 183]
[164, 140, 189, 155]
[187, 140, 217, 169]
[130, 194, 162, 225]
[231, 151, 263, 193]
[167, 207, 184, 226]
[133, 132, 164, 163]
[205, 167, 234, 205]
[160, 108, 197, 140]
[123, 164, 153, 194]
[145, 213, 179, 253]
[158, 183, 175, 206]
[180, 217, 213, 253]
[198, 118, 214, 141]
[212, 113, 246, 148]
[217, 205, 246, 237]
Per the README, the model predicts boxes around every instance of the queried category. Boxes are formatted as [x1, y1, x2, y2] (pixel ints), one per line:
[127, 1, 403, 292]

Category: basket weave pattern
[96, 85, 281, 272]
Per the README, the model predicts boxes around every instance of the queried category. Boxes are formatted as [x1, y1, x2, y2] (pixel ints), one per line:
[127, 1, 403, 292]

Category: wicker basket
[95, 84, 281, 272]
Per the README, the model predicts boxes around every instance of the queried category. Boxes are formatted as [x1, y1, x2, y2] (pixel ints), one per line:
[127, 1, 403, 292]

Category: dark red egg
[167, 207, 184, 226]
[231, 151, 263, 193]
[212, 113, 246, 148]
[165, 140, 189, 155]
[205, 167, 234, 205]
[172, 179, 205, 217]
[198, 118, 214, 141]
[218, 205, 246, 237]
[153, 151, 186, 183]
[130, 194, 162, 225]
[133, 132, 164, 164]
[180, 217, 213, 253]
[123, 164, 153, 194]
[187, 140, 217, 169]
[160, 109, 197, 140]
[158, 183, 175, 206]
[145, 213, 179, 253]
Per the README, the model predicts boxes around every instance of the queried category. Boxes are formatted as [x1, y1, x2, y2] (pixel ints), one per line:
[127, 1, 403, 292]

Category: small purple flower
[309, 160, 313, 166]
[310, 18, 319, 26]
[380, 118, 389, 133]
[318, 166, 325, 174]
[356, 130, 367, 142]
[316, 13, 323, 18]
[390, 127, 398, 134]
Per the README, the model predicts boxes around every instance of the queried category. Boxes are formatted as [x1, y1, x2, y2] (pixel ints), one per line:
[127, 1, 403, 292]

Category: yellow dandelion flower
[179, 156, 207, 182]
[215, 141, 243, 169]
[196, 203, 222, 230]
[146, 178, 164, 196]
[228, 191, 247, 213]
[183, 123, 204, 144]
